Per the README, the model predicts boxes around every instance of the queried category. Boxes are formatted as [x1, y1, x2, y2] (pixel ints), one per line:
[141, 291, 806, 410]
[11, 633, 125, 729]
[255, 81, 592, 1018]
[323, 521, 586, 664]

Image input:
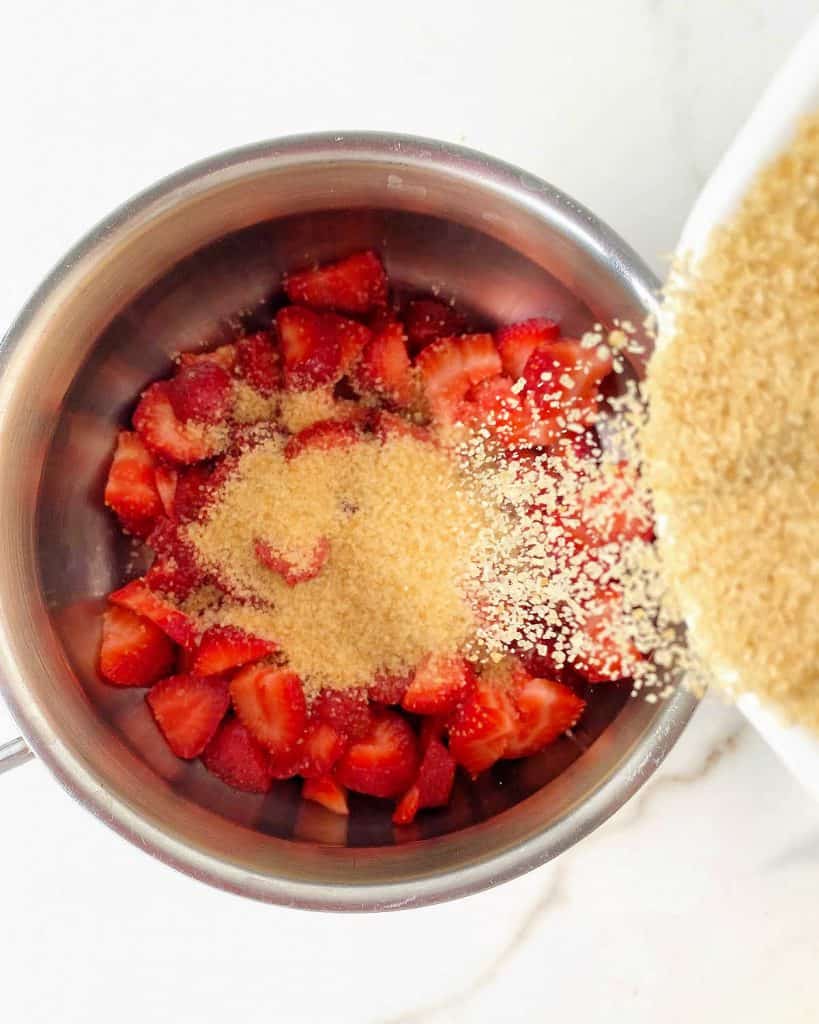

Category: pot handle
[0, 736, 33, 775]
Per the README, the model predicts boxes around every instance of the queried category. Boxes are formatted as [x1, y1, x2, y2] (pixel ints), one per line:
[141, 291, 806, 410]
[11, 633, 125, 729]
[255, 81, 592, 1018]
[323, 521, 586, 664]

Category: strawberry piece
[503, 676, 586, 759]
[109, 578, 197, 649]
[229, 665, 307, 755]
[254, 536, 330, 586]
[201, 717, 274, 793]
[335, 709, 419, 799]
[99, 604, 176, 687]
[284, 417, 363, 459]
[392, 786, 420, 825]
[153, 464, 178, 518]
[328, 313, 371, 374]
[192, 625, 277, 676]
[172, 463, 217, 521]
[104, 431, 163, 537]
[355, 322, 414, 406]
[404, 299, 466, 351]
[296, 720, 346, 778]
[133, 381, 226, 464]
[368, 671, 412, 705]
[235, 331, 280, 395]
[145, 518, 204, 600]
[284, 250, 387, 314]
[464, 376, 559, 449]
[559, 461, 654, 548]
[311, 688, 373, 741]
[572, 588, 643, 683]
[392, 736, 456, 825]
[402, 654, 474, 715]
[496, 317, 560, 379]
[416, 333, 502, 423]
[276, 306, 341, 390]
[146, 674, 230, 759]
[302, 775, 349, 815]
[168, 362, 232, 424]
[371, 410, 433, 444]
[178, 343, 238, 372]
[523, 339, 612, 419]
[446, 680, 516, 776]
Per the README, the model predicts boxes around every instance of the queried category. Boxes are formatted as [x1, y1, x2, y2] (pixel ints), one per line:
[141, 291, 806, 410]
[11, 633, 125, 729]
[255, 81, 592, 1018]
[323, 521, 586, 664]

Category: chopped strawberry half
[327, 313, 371, 374]
[235, 331, 280, 395]
[392, 736, 456, 825]
[168, 362, 232, 424]
[335, 709, 419, 799]
[153, 464, 178, 518]
[311, 688, 373, 741]
[254, 536, 330, 586]
[371, 410, 433, 444]
[284, 250, 387, 314]
[404, 299, 466, 351]
[503, 676, 585, 759]
[284, 417, 363, 459]
[201, 717, 274, 793]
[523, 339, 612, 420]
[302, 775, 349, 815]
[368, 671, 412, 706]
[229, 665, 307, 755]
[104, 431, 163, 536]
[99, 604, 176, 687]
[192, 624, 277, 676]
[145, 518, 205, 600]
[496, 317, 560, 380]
[402, 654, 474, 715]
[171, 463, 217, 521]
[355, 322, 414, 406]
[133, 381, 226, 464]
[147, 674, 230, 759]
[296, 720, 346, 778]
[559, 461, 654, 548]
[446, 680, 516, 776]
[178, 343, 237, 372]
[275, 306, 342, 390]
[464, 376, 559, 449]
[416, 333, 502, 423]
[109, 578, 197, 648]
[572, 588, 643, 683]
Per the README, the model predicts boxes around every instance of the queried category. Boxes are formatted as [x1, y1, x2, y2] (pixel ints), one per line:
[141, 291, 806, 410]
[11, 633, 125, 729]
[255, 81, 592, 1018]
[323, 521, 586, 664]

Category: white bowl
[669, 16, 819, 799]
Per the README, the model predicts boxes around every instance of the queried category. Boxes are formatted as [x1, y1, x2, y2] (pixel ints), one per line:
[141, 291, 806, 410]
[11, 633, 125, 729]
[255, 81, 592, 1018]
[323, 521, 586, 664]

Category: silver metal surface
[0, 132, 698, 909]
[0, 737, 33, 774]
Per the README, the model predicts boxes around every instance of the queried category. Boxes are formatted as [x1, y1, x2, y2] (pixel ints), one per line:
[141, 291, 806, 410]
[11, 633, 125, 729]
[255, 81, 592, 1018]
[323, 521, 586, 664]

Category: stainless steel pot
[0, 132, 697, 910]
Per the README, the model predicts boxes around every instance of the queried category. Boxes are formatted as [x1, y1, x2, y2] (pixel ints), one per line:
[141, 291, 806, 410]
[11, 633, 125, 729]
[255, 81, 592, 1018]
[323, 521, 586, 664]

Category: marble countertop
[2, 2, 818, 1021]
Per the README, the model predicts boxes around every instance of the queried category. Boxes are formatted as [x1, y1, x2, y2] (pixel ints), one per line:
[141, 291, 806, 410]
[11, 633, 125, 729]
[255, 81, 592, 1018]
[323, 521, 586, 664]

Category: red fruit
[99, 604, 176, 687]
[133, 381, 226, 464]
[327, 313, 371, 374]
[302, 775, 349, 815]
[296, 720, 346, 778]
[229, 665, 307, 755]
[254, 536, 330, 586]
[284, 417, 363, 459]
[523, 339, 612, 418]
[416, 333, 502, 423]
[145, 518, 204, 600]
[402, 654, 474, 715]
[146, 674, 230, 759]
[355, 322, 414, 406]
[371, 410, 433, 444]
[446, 681, 516, 776]
[192, 625, 277, 676]
[503, 676, 585, 759]
[153, 464, 178, 518]
[109, 578, 197, 649]
[392, 786, 420, 826]
[559, 461, 654, 548]
[284, 250, 387, 314]
[235, 331, 280, 395]
[496, 317, 560, 379]
[104, 431, 163, 536]
[172, 463, 217, 521]
[311, 688, 373, 741]
[168, 362, 232, 424]
[393, 736, 456, 825]
[404, 299, 466, 351]
[277, 306, 340, 389]
[368, 671, 412, 705]
[572, 588, 643, 683]
[335, 710, 419, 799]
[201, 717, 274, 793]
[178, 343, 238, 372]
[464, 376, 559, 449]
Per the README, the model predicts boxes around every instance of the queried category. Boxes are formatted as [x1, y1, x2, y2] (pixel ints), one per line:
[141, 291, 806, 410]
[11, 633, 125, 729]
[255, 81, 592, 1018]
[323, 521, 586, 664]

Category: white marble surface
[1, 2, 818, 1022]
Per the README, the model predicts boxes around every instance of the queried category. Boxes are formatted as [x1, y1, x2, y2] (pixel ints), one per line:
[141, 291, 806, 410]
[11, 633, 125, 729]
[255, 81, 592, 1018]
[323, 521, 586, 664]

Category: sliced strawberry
[416, 333, 502, 423]
[172, 463, 217, 521]
[402, 654, 474, 715]
[404, 299, 466, 351]
[99, 604, 176, 687]
[355, 322, 414, 406]
[109, 578, 197, 648]
[392, 786, 420, 825]
[235, 331, 280, 395]
[133, 381, 226, 464]
[327, 313, 371, 374]
[153, 464, 178, 518]
[145, 518, 204, 600]
[368, 671, 412, 705]
[302, 775, 349, 815]
[335, 709, 419, 799]
[284, 251, 387, 314]
[559, 461, 654, 548]
[192, 624, 277, 676]
[201, 717, 274, 793]
[178, 343, 238, 372]
[496, 317, 560, 379]
[146, 674, 230, 759]
[296, 720, 346, 778]
[392, 736, 456, 825]
[463, 376, 559, 449]
[503, 676, 585, 759]
[284, 417, 363, 459]
[230, 665, 307, 755]
[371, 410, 433, 444]
[276, 307, 371, 390]
[523, 339, 612, 419]
[168, 362, 232, 424]
[104, 431, 163, 536]
[572, 588, 643, 683]
[254, 536, 330, 586]
[446, 680, 516, 776]
[311, 688, 373, 741]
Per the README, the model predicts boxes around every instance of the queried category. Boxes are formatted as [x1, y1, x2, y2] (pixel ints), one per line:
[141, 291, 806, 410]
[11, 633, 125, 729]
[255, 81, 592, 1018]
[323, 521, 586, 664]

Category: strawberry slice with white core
[146, 674, 230, 759]
[98, 604, 176, 687]
[153, 464, 178, 518]
[503, 676, 586, 759]
[192, 624, 278, 676]
[276, 306, 342, 390]
[393, 736, 456, 825]
[355, 322, 414, 406]
[284, 417, 363, 460]
[335, 710, 419, 799]
[133, 381, 226, 464]
[496, 317, 560, 380]
[402, 653, 474, 715]
[254, 536, 330, 586]
[446, 680, 516, 776]
[201, 717, 274, 793]
[109, 578, 198, 649]
[284, 250, 387, 314]
[229, 665, 307, 756]
[302, 775, 349, 815]
[416, 333, 502, 423]
[178, 343, 238, 372]
[104, 431, 164, 536]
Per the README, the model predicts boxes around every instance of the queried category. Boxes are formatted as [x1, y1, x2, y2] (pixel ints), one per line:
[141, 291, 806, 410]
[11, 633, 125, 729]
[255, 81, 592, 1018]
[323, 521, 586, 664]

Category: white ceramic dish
[668, 15, 819, 799]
